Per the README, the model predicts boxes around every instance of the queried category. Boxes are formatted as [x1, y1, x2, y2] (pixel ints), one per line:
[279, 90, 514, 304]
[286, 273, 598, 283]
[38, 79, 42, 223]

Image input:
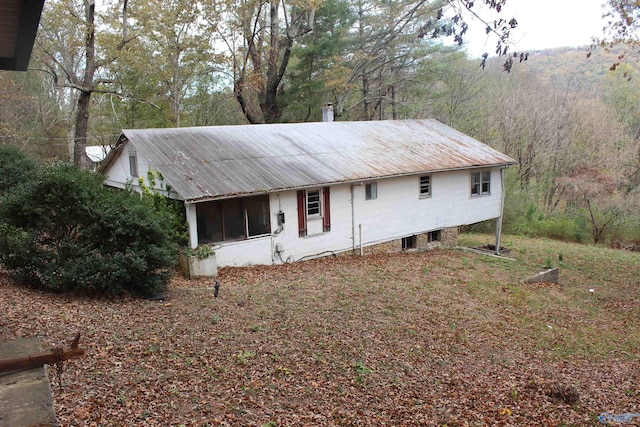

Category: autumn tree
[561, 167, 624, 244]
[36, 0, 132, 168]
[112, 0, 220, 128]
[0, 70, 69, 160]
[596, 0, 640, 64]
[336, 0, 445, 121]
[297, 0, 493, 121]
[483, 67, 627, 217]
[217, 0, 320, 124]
[415, 51, 490, 132]
[488, 72, 580, 193]
[601, 63, 640, 187]
[0, 73, 39, 147]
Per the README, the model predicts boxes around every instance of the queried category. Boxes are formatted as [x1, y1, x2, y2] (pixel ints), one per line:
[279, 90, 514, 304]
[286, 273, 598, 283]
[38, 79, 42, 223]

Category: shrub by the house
[0, 162, 178, 296]
[0, 146, 38, 195]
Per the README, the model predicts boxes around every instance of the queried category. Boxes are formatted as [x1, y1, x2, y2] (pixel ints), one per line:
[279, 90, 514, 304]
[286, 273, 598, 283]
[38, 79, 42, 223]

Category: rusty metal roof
[107, 119, 516, 202]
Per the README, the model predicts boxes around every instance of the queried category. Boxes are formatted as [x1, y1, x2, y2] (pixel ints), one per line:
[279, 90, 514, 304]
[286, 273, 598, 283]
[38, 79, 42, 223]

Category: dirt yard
[1, 234, 638, 426]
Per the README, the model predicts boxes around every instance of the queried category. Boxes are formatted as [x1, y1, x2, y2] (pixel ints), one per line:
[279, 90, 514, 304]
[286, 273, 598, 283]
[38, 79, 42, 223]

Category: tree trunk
[362, 71, 370, 120]
[235, 77, 262, 124]
[73, 0, 96, 169]
[391, 85, 398, 120]
[73, 90, 92, 169]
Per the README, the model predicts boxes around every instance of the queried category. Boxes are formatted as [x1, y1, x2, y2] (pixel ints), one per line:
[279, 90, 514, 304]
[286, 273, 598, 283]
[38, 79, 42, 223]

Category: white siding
[102, 142, 164, 195]
[103, 142, 136, 189]
[215, 167, 505, 267]
[350, 169, 501, 247]
[269, 186, 354, 264]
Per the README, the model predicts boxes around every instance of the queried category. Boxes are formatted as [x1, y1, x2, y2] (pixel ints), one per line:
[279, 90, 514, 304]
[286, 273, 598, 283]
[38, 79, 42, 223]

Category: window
[245, 197, 270, 236]
[428, 230, 441, 242]
[307, 190, 321, 216]
[222, 198, 245, 240]
[196, 195, 270, 244]
[471, 170, 491, 197]
[402, 235, 417, 249]
[128, 147, 138, 177]
[419, 175, 431, 198]
[365, 182, 377, 200]
[297, 187, 331, 237]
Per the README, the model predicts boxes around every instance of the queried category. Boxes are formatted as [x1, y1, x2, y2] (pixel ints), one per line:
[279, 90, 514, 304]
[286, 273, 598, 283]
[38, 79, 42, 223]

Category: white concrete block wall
[269, 186, 355, 264]
[213, 236, 273, 267]
[260, 167, 504, 266]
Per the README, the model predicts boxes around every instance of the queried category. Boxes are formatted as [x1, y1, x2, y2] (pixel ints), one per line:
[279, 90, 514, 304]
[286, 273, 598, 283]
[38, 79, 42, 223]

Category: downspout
[351, 183, 364, 254]
[495, 167, 507, 255]
[351, 184, 356, 253]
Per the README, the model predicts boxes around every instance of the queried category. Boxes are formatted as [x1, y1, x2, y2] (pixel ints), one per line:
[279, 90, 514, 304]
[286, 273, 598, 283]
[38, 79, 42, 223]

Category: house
[0, 0, 46, 71]
[99, 117, 516, 275]
[85, 145, 111, 170]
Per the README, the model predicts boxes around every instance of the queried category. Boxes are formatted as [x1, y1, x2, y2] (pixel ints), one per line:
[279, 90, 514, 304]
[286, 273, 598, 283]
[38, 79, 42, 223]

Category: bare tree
[36, 0, 132, 168]
[562, 167, 623, 244]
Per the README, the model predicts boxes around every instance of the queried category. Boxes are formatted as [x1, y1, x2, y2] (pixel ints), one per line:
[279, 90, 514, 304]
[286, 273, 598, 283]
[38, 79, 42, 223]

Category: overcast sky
[461, 0, 607, 57]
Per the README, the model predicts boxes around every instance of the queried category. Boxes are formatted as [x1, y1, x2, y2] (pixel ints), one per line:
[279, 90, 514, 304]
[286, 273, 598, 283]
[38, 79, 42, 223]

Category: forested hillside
[0, 0, 639, 245]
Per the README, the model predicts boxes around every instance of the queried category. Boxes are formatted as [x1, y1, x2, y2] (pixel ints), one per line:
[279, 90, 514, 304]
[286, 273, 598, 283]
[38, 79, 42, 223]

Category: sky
[461, 0, 608, 57]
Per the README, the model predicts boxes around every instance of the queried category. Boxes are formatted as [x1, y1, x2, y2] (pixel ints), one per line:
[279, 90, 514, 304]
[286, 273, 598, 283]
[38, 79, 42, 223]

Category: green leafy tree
[184, 82, 247, 126]
[0, 163, 179, 296]
[113, 0, 220, 128]
[281, 0, 355, 122]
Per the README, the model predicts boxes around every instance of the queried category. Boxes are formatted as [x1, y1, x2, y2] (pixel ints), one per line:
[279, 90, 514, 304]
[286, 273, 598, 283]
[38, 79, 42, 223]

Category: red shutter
[297, 190, 307, 237]
[323, 186, 331, 232]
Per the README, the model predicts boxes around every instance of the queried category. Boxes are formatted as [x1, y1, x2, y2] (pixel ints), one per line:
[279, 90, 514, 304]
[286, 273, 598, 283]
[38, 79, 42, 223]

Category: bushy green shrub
[0, 163, 179, 296]
[0, 146, 38, 195]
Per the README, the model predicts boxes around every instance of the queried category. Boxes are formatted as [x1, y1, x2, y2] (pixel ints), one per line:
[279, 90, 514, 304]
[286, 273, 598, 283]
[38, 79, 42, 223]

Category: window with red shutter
[297, 188, 331, 237]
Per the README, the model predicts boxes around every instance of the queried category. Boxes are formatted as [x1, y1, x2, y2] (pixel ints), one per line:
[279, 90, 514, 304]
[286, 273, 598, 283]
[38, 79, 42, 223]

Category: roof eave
[0, 0, 46, 71]
[182, 161, 517, 204]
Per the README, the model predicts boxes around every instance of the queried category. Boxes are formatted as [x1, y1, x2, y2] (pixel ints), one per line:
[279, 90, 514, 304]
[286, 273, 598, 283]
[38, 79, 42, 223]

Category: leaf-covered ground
[1, 234, 639, 426]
